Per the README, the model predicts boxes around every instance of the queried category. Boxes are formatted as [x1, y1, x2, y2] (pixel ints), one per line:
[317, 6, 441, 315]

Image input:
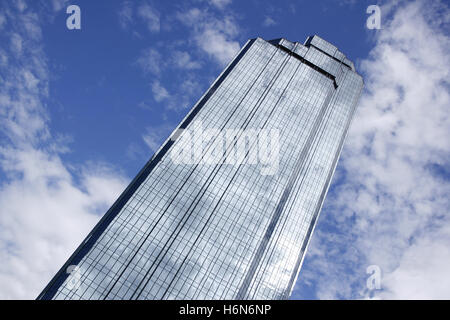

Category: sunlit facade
[38, 35, 363, 300]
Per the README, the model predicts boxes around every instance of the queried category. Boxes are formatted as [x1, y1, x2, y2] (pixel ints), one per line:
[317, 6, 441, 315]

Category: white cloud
[151, 80, 170, 102]
[199, 27, 240, 66]
[10, 33, 23, 55]
[381, 224, 450, 299]
[180, 76, 202, 98]
[136, 47, 162, 75]
[0, 2, 128, 299]
[176, 8, 241, 66]
[151, 76, 202, 111]
[14, 0, 27, 12]
[164, 75, 203, 111]
[338, 0, 357, 6]
[263, 16, 277, 27]
[142, 124, 174, 153]
[118, 1, 160, 34]
[172, 50, 202, 70]
[137, 2, 160, 33]
[118, 0, 133, 30]
[135, 47, 203, 111]
[50, 0, 69, 12]
[209, 0, 232, 10]
[294, 0, 450, 299]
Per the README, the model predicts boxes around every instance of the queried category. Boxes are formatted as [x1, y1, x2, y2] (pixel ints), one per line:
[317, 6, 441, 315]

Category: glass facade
[38, 35, 363, 300]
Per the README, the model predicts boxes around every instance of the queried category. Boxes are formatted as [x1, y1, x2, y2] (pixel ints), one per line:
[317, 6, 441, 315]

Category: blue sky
[0, 0, 449, 299]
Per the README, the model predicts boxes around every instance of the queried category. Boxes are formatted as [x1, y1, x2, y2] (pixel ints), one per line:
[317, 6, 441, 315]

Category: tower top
[269, 35, 356, 72]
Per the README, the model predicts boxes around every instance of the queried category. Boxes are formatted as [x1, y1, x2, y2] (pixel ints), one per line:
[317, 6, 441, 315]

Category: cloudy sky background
[0, 0, 449, 299]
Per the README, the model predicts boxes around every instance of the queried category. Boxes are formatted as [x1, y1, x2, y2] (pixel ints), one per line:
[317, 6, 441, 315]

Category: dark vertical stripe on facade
[248, 80, 339, 299]
[236, 73, 336, 300]
[282, 79, 363, 299]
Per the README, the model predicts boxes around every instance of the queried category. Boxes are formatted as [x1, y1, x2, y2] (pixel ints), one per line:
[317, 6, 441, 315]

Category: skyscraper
[38, 35, 363, 300]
